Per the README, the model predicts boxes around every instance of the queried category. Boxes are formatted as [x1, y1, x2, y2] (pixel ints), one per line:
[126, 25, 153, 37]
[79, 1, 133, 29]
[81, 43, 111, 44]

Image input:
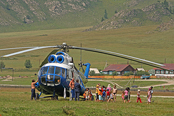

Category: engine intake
[56, 55, 64, 63]
[48, 55, 56, 63]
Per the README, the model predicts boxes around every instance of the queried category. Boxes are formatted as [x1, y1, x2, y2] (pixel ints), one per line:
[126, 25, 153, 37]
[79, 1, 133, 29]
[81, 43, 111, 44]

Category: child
[106, 89, 110, 100]
[88, 90, 92, 101]
[121, 91, 124, 102]
[112, 85, 117, 102]
[137, 89, 142, 103]
[124, 87, 128, 103]
[83, 91, 86, 101]
[85, 88, 89, 101]
[127, 87, 131, 102]
[102, 87, 106, 101]
[98, 88, 103, 101]
[147, 88, 151, 104]
[107, 91, 114, 102]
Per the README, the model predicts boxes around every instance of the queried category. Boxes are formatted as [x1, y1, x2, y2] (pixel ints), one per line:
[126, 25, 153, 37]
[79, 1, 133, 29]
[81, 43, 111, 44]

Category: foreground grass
[0, 88, 174, 116]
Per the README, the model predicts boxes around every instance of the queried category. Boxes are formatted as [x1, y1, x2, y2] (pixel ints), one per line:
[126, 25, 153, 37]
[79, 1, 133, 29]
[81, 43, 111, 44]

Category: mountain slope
[87, 3, 174, 31]
[0, 0, 174, 32]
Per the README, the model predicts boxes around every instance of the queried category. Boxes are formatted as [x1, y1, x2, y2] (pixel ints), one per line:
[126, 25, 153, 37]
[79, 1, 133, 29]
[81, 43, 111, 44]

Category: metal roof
[154, 64, 174, 70]
[103, 64, 132, 72]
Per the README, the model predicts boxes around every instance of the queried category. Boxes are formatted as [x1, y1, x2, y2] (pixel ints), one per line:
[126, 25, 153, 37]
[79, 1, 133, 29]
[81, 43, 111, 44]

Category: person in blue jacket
[74, 79, 81, 101]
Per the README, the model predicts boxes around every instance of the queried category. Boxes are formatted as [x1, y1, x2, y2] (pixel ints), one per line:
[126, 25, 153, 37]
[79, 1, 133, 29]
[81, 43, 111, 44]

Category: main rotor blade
[40, 48, 61, 67]
[71, 46, 165, 68]
[0, 47, 35, 51]
[1, 46, 57, 57]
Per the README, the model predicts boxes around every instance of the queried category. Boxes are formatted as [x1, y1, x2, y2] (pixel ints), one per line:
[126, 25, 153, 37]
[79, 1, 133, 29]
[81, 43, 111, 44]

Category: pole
[1, 62, 2, 72]
[1, 59, 3, 72]
[12, 69, 14, 81]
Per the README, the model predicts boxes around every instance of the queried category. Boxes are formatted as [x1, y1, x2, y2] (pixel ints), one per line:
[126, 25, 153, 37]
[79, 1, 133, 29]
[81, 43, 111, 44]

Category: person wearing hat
[107, 84, 111, 92]
[137, 89, 142, 103]
[95, 84, 99, 101]
[102, 87, 106, 101]
[106, 89, 110, 100]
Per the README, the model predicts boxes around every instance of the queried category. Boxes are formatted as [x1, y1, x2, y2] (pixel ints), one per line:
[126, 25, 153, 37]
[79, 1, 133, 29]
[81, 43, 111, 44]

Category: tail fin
[83, 63, 90, 79]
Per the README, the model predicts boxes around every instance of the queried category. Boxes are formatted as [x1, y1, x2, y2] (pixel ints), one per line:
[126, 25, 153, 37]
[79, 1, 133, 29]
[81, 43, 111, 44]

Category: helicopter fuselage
[35, 51, 88, 97]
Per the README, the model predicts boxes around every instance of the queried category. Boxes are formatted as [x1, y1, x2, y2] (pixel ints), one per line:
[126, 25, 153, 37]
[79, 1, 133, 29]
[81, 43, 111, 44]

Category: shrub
[24, 60, 32, 68]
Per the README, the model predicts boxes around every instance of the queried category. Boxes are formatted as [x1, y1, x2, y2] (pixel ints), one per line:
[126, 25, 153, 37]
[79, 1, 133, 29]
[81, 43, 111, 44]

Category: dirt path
[88, 79, 174, 89]
[138, 79, 174, 88]
[88, 79, 123, 88]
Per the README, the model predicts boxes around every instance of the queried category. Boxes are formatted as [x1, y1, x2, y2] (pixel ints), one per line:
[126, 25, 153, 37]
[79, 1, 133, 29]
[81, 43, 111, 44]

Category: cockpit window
[47, 75, 54, 80]
[55, 67, 61, 75]
[41, 75, 46, 85]
[62, 68, 65, 78]
[42, 67, 48, 75]
[55, 76, 61, 85]
[48, 66, 54, 74]
[40, 66, 67, 86]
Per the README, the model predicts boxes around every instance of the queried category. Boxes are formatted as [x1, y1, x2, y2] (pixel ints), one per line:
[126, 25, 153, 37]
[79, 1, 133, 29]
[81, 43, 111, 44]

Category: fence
[88, 75, 157, 79]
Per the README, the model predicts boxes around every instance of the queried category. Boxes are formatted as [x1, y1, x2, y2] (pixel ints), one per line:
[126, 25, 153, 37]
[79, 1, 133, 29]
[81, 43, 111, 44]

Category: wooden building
[154, 64, 174, 77]
[102, 64, 135, 75]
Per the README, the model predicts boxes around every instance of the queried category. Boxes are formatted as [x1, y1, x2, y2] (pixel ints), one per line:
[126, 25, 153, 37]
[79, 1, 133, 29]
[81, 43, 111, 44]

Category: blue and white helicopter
[1, 43, 165, 99]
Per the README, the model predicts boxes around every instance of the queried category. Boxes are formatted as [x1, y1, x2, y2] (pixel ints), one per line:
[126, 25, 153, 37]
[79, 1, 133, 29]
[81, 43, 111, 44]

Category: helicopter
[0, 43, 165, 99]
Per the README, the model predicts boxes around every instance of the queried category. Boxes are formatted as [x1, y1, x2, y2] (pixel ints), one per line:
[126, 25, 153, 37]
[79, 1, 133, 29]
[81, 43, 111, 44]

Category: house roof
[90, 68, 100, 74]
[103, 64, 132, 72]
[154, 64, 174, 70]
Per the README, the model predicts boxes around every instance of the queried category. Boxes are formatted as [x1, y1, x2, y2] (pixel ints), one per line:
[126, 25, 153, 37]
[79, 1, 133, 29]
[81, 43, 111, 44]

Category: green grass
[0, 88, 174, 116]
[0, 76, 38, 85]
[0, 25, 174, 78]
[84, 81, 111, 88]
[153, 85, 174, 90]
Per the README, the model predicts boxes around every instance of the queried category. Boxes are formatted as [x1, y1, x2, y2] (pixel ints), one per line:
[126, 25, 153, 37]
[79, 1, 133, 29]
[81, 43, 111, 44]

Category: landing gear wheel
[55, 95, 58, 100]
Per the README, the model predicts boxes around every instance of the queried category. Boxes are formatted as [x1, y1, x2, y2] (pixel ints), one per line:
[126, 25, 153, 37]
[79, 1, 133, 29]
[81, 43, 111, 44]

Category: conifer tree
[24, 60, 32, 68]
[104, 9, 108, 19]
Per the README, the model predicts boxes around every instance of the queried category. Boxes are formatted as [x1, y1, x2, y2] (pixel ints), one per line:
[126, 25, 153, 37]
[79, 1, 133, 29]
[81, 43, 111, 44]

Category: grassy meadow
[1, 25, 174, 74]
[0, 88, 174, 116]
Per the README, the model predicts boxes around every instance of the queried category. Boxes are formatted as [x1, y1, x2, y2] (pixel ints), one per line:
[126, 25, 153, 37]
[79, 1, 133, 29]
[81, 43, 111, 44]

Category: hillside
[87, 2, 174, 31]
[0, 0, 174, 32]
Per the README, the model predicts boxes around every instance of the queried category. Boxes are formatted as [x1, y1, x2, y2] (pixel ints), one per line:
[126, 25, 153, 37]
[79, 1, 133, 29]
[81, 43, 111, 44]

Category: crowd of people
[31, 78, 154, 104]
[81, 83, 153, 104]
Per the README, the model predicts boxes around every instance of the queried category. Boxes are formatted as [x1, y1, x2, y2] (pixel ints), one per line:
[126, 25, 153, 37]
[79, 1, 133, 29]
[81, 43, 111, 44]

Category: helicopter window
[41, 75, 46, 85]
[62, 68, 65, 78]
[42, 67, 48, 75]
[48, 66, 55, 74]
[55, 76, 61, 85]
[55, 67, 61, 75]
[47, 75, 54, 80]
